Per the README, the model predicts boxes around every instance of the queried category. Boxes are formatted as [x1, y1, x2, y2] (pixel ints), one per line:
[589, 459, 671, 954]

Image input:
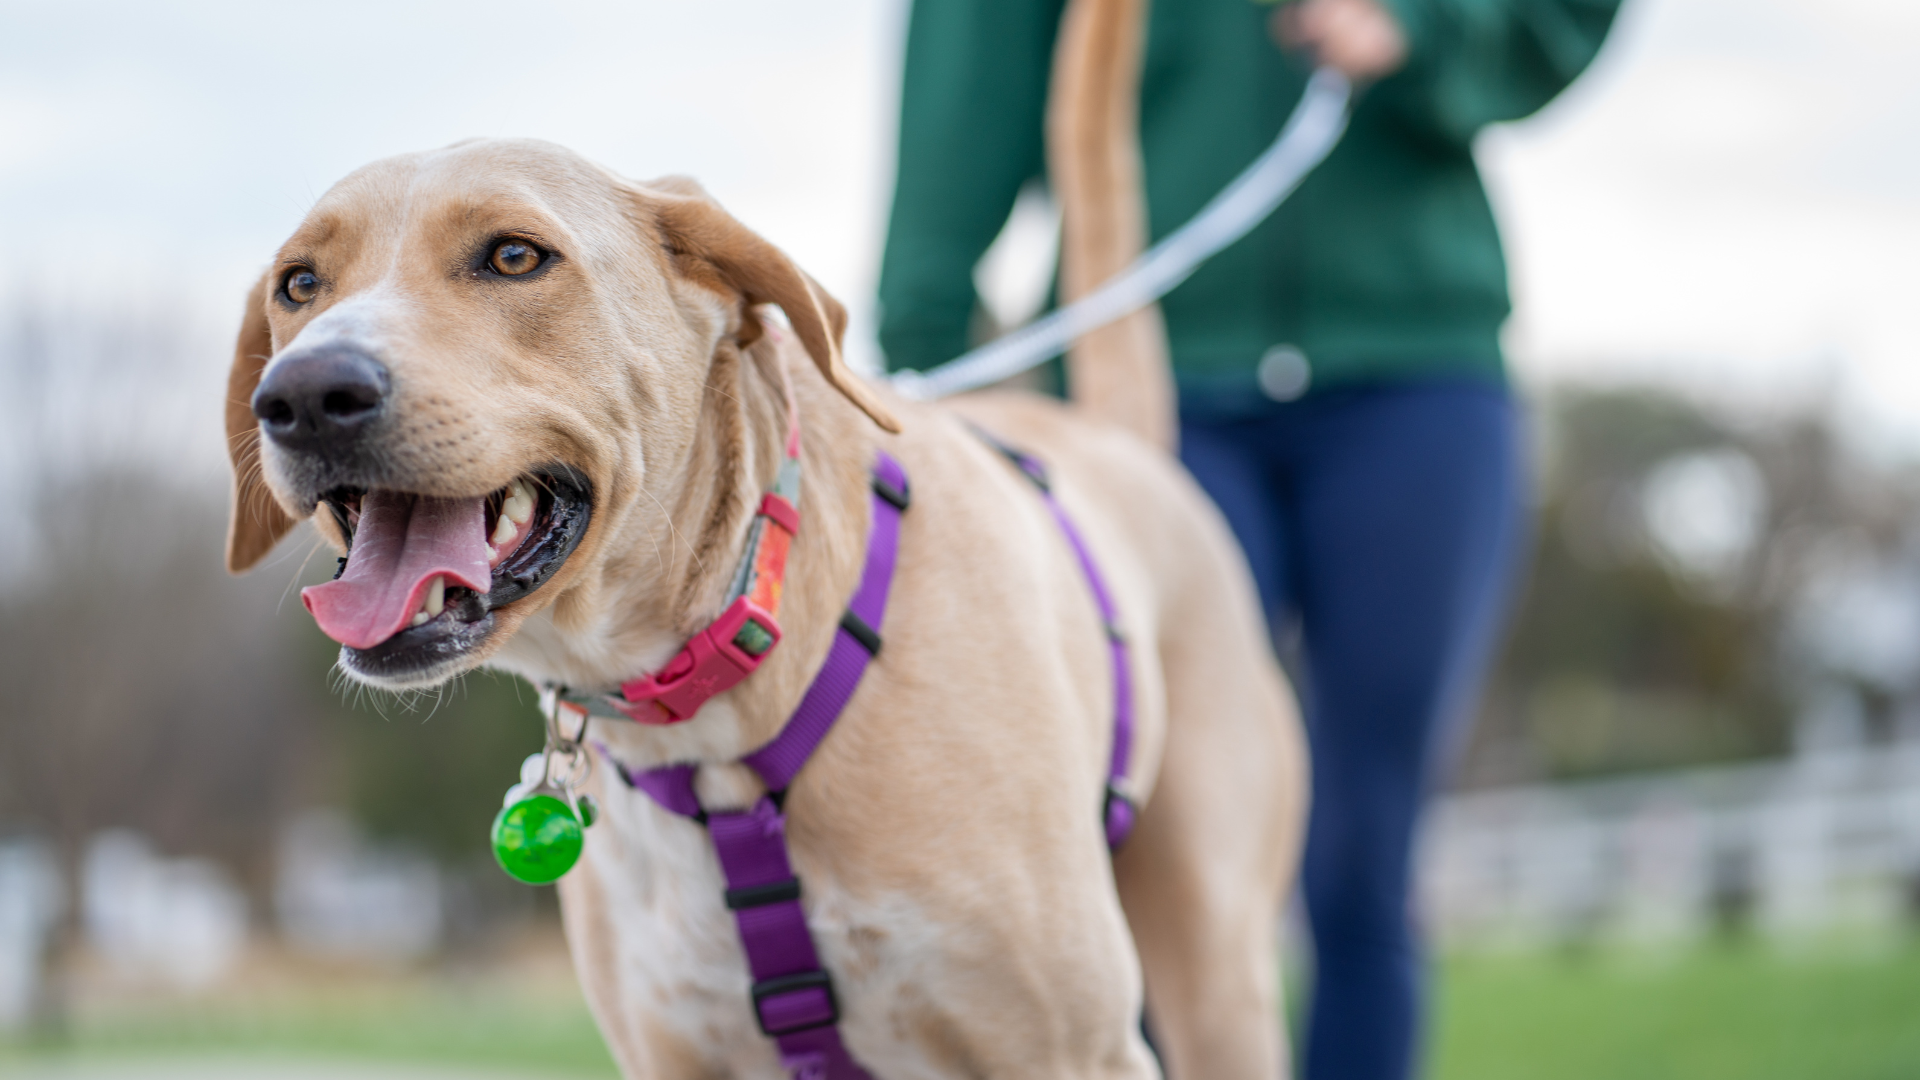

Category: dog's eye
[283, 268, 319, 304]
[489, 240, 543, 276]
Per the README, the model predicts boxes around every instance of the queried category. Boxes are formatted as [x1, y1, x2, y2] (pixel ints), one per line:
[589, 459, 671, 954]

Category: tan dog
[224, 148, 1304, 1076]
[224, 14, 1304, 1080]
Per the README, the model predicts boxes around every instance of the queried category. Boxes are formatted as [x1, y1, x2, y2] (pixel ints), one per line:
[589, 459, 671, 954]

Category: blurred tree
[0, 471, 333, 1034]
[1459, 385, 1920, 786]
[0, 302, 555, 1032]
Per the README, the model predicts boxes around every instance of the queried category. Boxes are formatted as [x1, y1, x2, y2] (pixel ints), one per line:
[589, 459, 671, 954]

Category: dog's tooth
[425, 575, 445, 617]
[410, 611, 430, 627]
[504, 489, 534, 525]
[492, 513, 518, 545]
[507, 479, 536, 522]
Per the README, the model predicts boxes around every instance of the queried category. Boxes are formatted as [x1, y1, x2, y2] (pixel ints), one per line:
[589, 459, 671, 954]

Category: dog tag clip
[492, 694, 596, 885]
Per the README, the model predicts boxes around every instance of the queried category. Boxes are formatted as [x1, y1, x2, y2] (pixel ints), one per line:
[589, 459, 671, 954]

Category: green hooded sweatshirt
[877, 0, 1621, 406]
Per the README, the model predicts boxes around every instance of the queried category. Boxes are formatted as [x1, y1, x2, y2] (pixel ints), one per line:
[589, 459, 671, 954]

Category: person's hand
[1271, 0, 1408, 81]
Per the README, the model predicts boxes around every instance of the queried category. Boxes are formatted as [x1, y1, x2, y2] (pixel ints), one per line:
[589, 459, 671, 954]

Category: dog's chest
[567, 780, 953, 1079]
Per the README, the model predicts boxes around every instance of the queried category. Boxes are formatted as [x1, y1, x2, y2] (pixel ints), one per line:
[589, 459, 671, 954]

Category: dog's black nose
[252, 348, 391, 453]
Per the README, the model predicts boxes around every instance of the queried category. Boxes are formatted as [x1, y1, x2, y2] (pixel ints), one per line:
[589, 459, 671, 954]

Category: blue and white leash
[890, 67, 1353, 401]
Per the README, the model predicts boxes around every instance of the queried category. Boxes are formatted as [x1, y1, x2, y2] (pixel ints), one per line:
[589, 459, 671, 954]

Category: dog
[223, 6, 1305, 1077]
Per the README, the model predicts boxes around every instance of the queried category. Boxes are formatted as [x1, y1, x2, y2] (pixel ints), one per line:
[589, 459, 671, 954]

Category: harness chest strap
[613, 451, 909, 1080]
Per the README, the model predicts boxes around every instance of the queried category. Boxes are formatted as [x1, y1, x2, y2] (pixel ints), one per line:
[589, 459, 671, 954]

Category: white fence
[275, 811, 442, 962]
[83, 831, 249, 989]
[0, 812, 444, 1030]
[1420, 740, 1920, 950]
[0, 841, 62, 1030]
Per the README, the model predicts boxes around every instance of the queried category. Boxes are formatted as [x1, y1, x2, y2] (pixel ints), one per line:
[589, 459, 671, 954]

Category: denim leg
[1287, 383, 1525, 1080]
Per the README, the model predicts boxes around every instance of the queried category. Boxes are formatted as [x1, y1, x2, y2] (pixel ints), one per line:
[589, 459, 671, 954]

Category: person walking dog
[877, 0, 1621, 1077]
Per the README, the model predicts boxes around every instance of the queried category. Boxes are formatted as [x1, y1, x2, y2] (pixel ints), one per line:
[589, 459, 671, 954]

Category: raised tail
[1046, 0, 1176, 450]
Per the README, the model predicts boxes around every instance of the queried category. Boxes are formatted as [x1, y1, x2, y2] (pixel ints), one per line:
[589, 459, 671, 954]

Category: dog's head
[226, 138, 898, 690]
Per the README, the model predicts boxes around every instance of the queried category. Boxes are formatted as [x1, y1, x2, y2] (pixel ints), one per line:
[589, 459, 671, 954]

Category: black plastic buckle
[839, 609, 882, 656]
[872, 473, 911, 511]
[1103, 783, 1137, 849]
[1015, 456, 1051, 491]
[750, 969, 840, 1037]
[725, 877, 801, 910]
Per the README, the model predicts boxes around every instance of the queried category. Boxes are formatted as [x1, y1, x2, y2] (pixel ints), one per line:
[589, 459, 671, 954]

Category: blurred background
[2, 0, 1916, 1077]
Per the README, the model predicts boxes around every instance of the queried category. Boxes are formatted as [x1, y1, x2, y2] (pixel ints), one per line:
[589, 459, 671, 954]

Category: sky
[1483, 0, 1920, 449]
[2, 0, 1916, 467]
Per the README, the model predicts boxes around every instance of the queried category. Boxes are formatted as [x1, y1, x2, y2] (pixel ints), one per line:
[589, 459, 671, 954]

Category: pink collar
[555, 387, 805, 725]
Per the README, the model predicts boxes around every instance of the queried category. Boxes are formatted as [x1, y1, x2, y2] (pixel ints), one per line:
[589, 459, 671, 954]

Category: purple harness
[609, 447, 1135, 1080]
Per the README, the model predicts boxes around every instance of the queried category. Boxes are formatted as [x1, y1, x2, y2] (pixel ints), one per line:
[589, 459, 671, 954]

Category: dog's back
[933, 384, 1307, 1080]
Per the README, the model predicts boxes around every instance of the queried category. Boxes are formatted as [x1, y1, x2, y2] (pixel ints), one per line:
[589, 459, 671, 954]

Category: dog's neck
[490, 323, 879, 773]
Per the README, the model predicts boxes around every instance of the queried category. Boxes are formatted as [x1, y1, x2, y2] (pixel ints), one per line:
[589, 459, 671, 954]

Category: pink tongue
[302, 491, 494, 650]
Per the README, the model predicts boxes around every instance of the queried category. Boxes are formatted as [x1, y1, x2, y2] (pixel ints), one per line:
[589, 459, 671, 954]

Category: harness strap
[713, 797, 870, 1080]
[616, 451, 907, 1080]
[979, 435, 1138, 849]
[744, 454, 904, 791]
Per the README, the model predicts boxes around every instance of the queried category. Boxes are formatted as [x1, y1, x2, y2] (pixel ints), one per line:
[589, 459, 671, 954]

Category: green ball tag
[492, 793, 584, 884]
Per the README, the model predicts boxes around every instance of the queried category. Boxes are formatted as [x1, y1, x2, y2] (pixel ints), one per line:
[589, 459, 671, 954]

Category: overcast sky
[3, 0, 1915, 462]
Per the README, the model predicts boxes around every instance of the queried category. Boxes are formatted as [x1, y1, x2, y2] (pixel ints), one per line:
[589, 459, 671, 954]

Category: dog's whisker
[637, 486, 690, 574]
[417, 684, 440, 723]
[276, 536, 328, 615]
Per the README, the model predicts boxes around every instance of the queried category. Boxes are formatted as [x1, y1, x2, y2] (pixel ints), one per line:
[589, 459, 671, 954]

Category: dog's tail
[1046, 0, 1176, 451]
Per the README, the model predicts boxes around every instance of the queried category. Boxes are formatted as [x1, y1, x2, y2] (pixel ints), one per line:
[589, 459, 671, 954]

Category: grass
[1, 976, 620, 1077]
[1431, 940, 1920, 1080]
[8, 941, 1918, 1078]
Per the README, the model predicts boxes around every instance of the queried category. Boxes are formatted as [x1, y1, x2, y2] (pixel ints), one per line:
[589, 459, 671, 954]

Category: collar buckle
[617, 596, 783, 723]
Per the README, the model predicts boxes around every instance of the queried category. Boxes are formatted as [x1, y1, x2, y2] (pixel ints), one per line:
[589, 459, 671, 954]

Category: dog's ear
[637, 182, 902, 433]
[224, 270, 297, 573]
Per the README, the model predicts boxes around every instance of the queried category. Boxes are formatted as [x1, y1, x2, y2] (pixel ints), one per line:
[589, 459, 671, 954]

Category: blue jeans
[1179, 377, 1526, 1080]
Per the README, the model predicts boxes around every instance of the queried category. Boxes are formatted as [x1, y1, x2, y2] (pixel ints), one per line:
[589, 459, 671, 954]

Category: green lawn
[1, 979, 620, 1078]
[1432, 942, 1920, 1080]
[8, 943, 1917, 1078]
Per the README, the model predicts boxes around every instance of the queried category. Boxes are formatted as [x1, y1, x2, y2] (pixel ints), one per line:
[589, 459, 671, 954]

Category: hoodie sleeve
[1371, 0, 1623, 147]
[877, 0, 1069, 373]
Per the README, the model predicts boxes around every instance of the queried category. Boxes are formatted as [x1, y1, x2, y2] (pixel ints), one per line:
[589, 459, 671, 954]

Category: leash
[890, 67, 1351, 402]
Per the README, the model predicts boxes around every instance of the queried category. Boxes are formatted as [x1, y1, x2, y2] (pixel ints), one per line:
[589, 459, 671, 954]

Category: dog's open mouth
[299, 467, 591, 682]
